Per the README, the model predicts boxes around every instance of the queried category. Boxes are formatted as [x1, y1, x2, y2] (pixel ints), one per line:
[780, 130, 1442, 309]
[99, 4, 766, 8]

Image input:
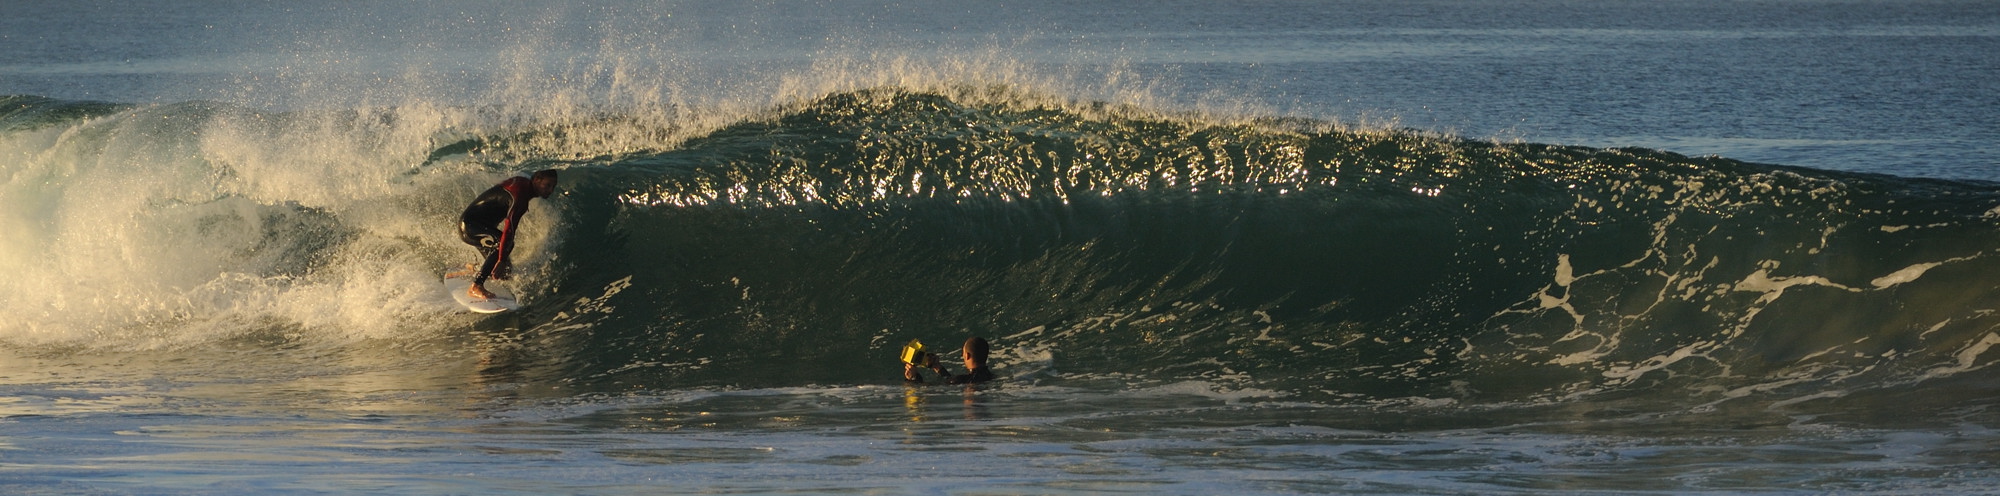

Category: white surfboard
[444, 273, 520, 314]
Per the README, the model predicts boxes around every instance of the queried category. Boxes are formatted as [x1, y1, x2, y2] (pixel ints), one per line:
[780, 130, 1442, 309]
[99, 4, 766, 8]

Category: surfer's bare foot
[444, 263, 479, 279]
[468, 284, 496, 300]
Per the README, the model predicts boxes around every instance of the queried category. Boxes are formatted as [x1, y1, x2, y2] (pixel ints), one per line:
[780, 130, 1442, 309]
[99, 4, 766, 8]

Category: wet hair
[963, 337, 990, 368]
[531, 169, 559, 197]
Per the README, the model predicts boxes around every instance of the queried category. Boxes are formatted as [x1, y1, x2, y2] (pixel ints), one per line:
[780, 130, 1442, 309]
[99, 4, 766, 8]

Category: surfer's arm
[902, 355, 948, 383]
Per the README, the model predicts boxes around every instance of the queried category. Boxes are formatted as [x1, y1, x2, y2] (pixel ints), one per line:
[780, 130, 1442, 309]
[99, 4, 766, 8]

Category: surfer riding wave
[448, 169, 558, 301]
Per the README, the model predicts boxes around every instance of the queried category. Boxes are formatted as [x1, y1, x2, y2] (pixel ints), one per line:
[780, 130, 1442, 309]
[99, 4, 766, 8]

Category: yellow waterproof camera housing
[900, 339, 937, 368]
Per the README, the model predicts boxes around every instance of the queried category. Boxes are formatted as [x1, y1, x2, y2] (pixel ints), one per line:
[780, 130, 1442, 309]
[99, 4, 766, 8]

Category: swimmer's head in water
[962, 337, 989, 369]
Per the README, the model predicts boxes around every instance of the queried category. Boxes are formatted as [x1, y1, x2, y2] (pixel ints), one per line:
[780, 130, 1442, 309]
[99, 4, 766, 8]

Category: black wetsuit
[459, 176, 536, 286]
[908, 366, 995, 385]
[946, 367, 995, 385]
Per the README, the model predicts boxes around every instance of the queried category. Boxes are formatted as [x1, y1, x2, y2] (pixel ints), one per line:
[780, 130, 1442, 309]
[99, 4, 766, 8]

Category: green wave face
[7, 89, 2000, 414]
[522, 89, 2000, 408]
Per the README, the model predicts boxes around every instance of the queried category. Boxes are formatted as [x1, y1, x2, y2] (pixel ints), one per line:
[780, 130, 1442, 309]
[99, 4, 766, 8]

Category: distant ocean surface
[5, 1, 2000, 494]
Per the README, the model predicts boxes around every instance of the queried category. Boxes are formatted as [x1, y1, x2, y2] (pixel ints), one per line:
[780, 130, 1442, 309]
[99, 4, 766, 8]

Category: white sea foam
[0, 102, 522, 347]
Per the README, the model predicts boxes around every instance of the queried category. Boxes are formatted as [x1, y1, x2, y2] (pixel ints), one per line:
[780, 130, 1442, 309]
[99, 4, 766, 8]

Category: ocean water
[5, 1, 2000, 494]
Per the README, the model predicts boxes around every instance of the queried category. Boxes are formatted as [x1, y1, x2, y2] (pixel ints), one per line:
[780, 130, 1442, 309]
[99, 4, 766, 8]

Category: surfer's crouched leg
[459, 221, 501, 253]
[455, 221, 504, 285]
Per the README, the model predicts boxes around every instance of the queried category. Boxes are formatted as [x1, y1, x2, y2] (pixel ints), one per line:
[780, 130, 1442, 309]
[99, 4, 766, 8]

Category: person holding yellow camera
[900, 337, 995, 385]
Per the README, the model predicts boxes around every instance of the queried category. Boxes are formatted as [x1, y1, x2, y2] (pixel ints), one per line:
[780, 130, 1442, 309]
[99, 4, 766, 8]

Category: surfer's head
[962, 337, 989, 371]
[531, 169, 560, 198]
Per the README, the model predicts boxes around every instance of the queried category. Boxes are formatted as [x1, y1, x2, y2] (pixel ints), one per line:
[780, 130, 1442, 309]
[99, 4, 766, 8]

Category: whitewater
[5, 1, 2000, 494]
